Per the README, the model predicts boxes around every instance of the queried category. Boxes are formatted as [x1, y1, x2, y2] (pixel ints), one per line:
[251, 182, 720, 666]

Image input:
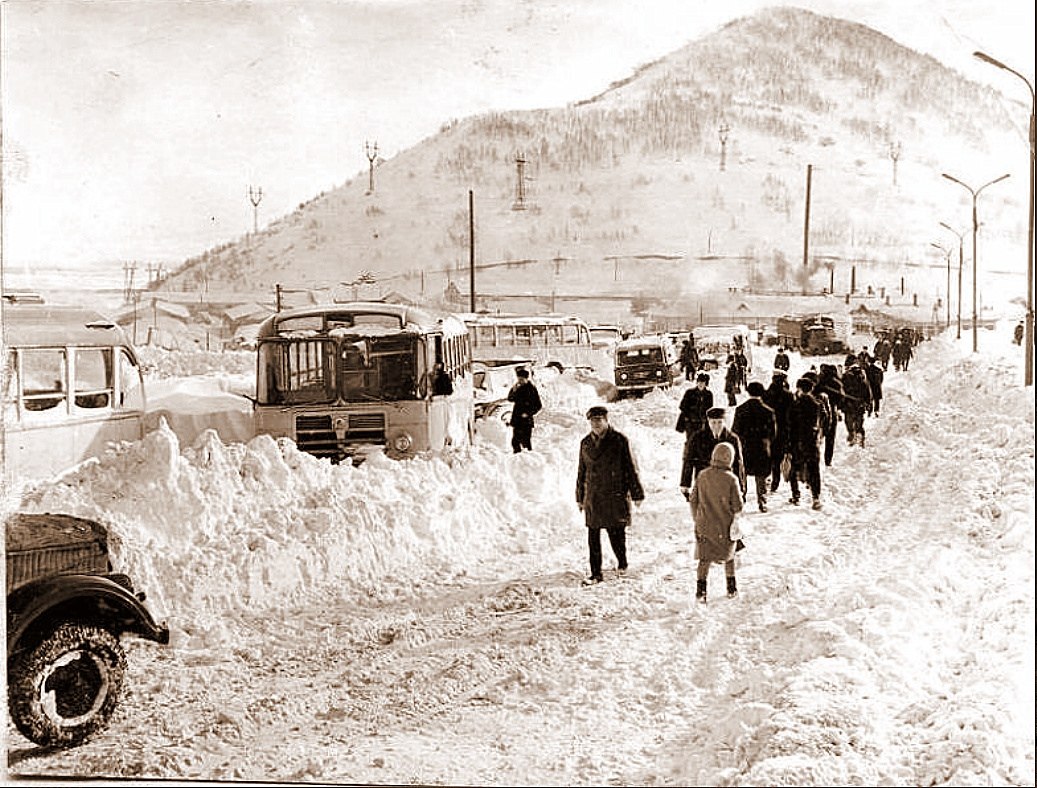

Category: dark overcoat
[680, 426, 745, 490]
[732, 397, 777, 477]
[576, 428, 645, 529]
[788, 392, 822, 465]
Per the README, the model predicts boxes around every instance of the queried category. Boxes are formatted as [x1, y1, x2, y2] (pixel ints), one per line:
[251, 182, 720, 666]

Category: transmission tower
[888, 141, 901, 187]
[247, 185, 264, 234]
[512, 152, 527, 210]
[718, 122, 731, 172]
[365, 141, 379, 194]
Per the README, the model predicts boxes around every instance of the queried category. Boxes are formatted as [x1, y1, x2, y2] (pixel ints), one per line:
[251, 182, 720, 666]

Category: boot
[696, 579, 707, 603]
[726, 576, 738, 597]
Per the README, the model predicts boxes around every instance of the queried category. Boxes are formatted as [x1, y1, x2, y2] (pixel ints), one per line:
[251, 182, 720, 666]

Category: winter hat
[710, 441, 735, 469]
[796, 377, 815, 392]
[706, 407, 726, 419]
[802, 370, 819, 383]
[516, 367, 530, 378]
[746, 381, 765, 397]
[586, 405, 608, 419]
[696, 372, 710, 383]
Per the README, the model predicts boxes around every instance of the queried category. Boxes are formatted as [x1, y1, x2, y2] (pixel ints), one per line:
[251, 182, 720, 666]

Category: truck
[613, 334, 682, 397]
[6, 512, 169, 748]
[775, 314, 851, 356]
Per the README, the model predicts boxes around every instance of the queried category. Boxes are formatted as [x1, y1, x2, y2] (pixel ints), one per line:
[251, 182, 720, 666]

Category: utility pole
[940, 222, 966, 340]
[247, 185, 263, 235]
[365, 141, 379, 194]
[512, 152, 527, 210]
[718, 122, 730, 172]
[802, 164, 813, 295]
[888, 141, 902, 187]
[468, 190, 476, 312]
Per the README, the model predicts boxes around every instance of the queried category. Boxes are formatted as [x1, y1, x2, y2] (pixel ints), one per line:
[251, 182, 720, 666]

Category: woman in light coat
[689, 441, 744, 602]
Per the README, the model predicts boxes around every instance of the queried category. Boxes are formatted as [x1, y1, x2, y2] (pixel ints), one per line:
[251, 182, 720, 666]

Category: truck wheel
[8, 622, 127, 748]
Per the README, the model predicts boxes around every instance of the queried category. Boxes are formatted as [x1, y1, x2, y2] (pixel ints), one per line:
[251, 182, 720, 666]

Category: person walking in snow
[724, 356, 740, 406]
[576, 406, 645, 585]
[676, 372, 714, 454]
[689, 441, 744, 602]
[763, 369, 794, 496]
[815, 363, 844, 467]
[731, 381, 776, 512]
[787, 376, 824, 510]
[507, 367, 542, 453]
[841, 354, 872, 447]
[865, 354, 885, 416]
[774, 346, 791, 372]
[681, 407, 746, 500]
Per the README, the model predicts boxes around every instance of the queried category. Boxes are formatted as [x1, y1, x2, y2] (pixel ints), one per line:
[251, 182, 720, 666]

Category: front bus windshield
[258, 339, 336, 405]
[338, 334, 422, 401]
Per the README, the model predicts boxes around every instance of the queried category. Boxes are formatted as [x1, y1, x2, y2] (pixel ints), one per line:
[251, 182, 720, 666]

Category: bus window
[562, 325, 578, 344]
[20, 348, 67, 413]
[73, 348, 113, 410]
[515, 326, 532, 346]
[476, 325, 495, 348]
[531, 325, 547, 346]
[547, 325, 563, 345]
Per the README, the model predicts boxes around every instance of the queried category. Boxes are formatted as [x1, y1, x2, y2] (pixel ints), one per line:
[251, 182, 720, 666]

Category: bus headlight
[619, 372, 628, 381]
[392, 433, 413, 453]
[655, 369, 662, 377]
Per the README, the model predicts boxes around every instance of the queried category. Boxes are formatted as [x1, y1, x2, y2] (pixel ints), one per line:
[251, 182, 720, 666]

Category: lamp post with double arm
[973, 51, 1034, 385]
[941, 172, 1011, 353]
[930, 242, 952, 329]
[939, 221, 966, 340]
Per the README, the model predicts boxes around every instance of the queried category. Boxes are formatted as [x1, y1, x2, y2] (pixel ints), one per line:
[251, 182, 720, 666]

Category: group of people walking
[515, 341, 893, 603]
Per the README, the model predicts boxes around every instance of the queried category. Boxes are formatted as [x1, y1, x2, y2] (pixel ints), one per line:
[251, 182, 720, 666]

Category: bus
[2, 295, 147, 485]
[613, 334, 682, 397]
[253, 301, 474, 462]
[461, 313, 604, 372]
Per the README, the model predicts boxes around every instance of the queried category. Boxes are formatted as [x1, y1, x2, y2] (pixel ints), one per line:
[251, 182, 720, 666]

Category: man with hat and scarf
[680, 407, 745, 501]
[576, 406, 645, 585]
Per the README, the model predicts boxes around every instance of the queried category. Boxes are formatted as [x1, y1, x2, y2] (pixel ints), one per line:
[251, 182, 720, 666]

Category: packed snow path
[6, 332, 1033, 785]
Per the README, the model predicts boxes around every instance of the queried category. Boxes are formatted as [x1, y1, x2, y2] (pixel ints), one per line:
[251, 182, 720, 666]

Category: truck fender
[7, 574, 170, 655]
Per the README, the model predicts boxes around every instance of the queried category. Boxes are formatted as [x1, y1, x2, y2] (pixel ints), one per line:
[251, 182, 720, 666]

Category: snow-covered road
[5, 327, 1033, 785]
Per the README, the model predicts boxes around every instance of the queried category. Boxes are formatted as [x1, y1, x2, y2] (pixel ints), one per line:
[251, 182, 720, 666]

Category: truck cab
[613, 335, 682, 397]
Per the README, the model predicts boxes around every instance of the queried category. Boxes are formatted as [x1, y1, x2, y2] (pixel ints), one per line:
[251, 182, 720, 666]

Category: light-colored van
[2, 296, 147, 485]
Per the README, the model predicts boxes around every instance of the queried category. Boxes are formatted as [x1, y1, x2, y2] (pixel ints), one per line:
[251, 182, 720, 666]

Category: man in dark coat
[576, 406, 644, 585]
[507, 367, 542, 453]
[788, 377, 824, 509]
[774, 346, 791, 372]
[732, 381, 777, 512]
[763, 370, 794, 495]
[681, 407, 745, 499]
[816, 363, 844, 466]
[841, 354, 872, 447]
[676, 372, 713, 444]
[865, 356, 885, 416]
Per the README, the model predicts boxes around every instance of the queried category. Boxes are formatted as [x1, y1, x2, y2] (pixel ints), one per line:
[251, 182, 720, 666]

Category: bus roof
[461, 313, 588, 327]
[256, 301, 466, 339]
[1, 301, 132, 348]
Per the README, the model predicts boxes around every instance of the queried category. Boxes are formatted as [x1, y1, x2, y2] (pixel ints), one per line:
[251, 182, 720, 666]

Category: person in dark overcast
[576, 406, 644, 585]
[507, 367, 542, 453]
[732, 381, 777, 512]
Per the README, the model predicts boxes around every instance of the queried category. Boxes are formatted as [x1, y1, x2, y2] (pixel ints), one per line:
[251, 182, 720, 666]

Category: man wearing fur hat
[576, 406, 645, 585]
[732, 381, 777, 512]
[788, 376, 825, 510]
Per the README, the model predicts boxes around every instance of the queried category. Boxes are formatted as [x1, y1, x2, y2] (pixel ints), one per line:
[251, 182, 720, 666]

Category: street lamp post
[941, 172, 1011, 353]
[930, 242, 952, 328]
[974, 51, 1035, 386]
[939, 222, 966, 340]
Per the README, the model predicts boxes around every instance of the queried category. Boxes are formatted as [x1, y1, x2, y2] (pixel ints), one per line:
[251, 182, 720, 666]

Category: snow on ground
[4, 322, 1034, 786]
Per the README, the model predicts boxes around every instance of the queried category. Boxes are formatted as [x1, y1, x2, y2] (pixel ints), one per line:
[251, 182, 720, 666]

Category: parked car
[5, 512, 169, 748]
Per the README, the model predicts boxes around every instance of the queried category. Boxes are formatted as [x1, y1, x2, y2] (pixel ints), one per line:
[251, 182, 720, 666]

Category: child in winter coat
[689, 441, 744, 602]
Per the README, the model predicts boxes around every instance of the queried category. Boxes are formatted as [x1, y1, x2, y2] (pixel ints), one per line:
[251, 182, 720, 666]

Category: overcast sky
[1, 0, 1033, 275]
